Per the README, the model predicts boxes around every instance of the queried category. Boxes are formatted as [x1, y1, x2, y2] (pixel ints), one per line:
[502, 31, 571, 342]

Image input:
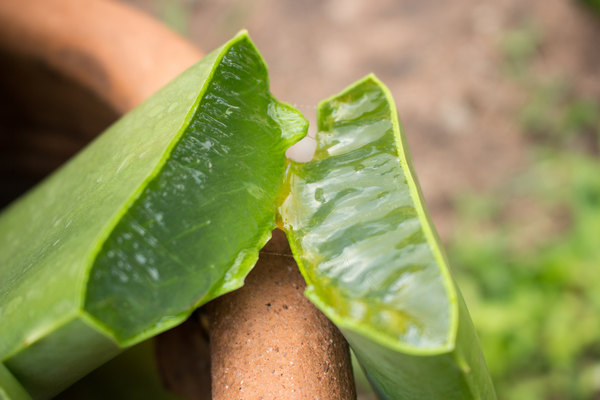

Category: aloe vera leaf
[0, 31, 306, 398]
[0, 363, 30, 400]
[280, 75, 496, 399]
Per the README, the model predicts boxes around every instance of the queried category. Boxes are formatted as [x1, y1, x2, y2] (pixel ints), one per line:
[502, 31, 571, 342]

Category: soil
[117, 0, 600, 241]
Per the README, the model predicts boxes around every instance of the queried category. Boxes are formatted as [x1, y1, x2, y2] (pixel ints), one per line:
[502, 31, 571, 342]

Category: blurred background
[113, 0, 600, 399]
[0, 0, 597, 398]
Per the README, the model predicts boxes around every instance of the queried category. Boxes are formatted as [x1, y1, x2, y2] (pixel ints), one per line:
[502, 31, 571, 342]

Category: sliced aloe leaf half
[280, 75, 496, 400]
[0, 31, 306, 399]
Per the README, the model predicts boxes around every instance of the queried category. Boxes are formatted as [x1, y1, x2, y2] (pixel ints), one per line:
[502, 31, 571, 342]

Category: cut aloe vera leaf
[0, 31, 306, 399]
[0, 364, 30, 400]
[280, 75, 496, 399]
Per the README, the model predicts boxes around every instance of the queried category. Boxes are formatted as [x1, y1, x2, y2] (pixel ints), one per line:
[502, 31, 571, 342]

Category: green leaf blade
[0, 35, 222, 364]
[83, 34, 307, 343]
[0, 32, 307, 398]
[0, 363, 30, 400]
[280, 75, 495, 399]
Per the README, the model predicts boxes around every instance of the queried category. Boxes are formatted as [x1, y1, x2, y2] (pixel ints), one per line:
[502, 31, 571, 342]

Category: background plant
[450, 21, 600, 400]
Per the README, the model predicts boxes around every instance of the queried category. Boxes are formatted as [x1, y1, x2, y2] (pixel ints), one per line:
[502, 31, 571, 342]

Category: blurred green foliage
[578, 0, 600, 16]
[500, 23, 541, 79]
[450, 23, 600, 400]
